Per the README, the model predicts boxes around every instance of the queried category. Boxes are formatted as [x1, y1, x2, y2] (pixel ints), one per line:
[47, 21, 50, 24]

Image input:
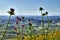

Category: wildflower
[51, 33, 54, 36]
[16, 21, 18, 24]
[29, 23, 32, 27]
[22, 24, 25, 27]
[1, 8, 15, 40]
[16, 16, 21, 21]
[42, 13, 46, 16]
[45, 12, 48, 15]
[10, 8, 15, 12]
[39, 7, 45, 28]
[14, 27, 17, 31]
[17, 16, 19, 19]
[22, 16, 24, 19]
[22, 36, 24, 39]
[29, 27, 31, 30]
[37, 35, 39, 37]
[8, 8, 15, 15]
[39, 7, 44, 11]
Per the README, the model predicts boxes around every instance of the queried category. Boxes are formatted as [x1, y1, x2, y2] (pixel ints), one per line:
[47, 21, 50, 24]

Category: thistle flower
[22, 16, 24, 19]
[1, 8, 15, 40]
[51, 33, 54, 36]
[10, 8, 15, 12]
[29, 23, 32, 27]
[29, 27, 31, 30]
[45, 12, 48, 15]
[14, 27, 17, 31]
[16, 21, 18, 24]
[37, 35, 39, 37]
[17, 16, 19, 19]
[22, 36, 24, 39]
[16, 16, 21, 21]
[42, 13, 46, 16]
[22, 24, 25, 27]
[8, 8, 15, 15]
[39, 7, 44, 11]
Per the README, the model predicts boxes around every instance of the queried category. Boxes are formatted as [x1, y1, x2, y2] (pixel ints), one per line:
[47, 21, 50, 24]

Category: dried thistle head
[21, 24, 25, 27]
[42, 13, 46, 16]
[39, 7, 44, 11]
[22, 16, 24, 19]
[45, 12, 48, 15]
[8, 8, 15, 15]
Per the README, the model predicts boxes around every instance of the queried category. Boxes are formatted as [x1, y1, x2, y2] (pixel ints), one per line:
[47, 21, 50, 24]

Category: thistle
[29, 23, 32, 27]
[22, 24, 25, 28]
[22, 16, 24, 19]
[39, 7, 44, 27]
[16, 21, 19, 24]
[17, 16, 21, 21]
[39, 7, 44, 11]
[1, 8, 15, 40]
[45, 12, 48, 15]
[8, 8, 15, 15]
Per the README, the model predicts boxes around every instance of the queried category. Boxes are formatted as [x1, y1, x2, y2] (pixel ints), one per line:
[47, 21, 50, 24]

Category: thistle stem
[1, 15, 11, 40]
[41, 11, 45, 40]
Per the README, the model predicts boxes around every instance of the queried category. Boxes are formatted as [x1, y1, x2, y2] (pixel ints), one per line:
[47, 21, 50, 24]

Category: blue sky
[0, 0, 60, 16]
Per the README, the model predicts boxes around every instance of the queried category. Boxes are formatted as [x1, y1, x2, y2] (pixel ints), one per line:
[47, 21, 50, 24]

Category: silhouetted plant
[45, 12, 49, 27]
[16, 16, 21, 21]
[42, 13, 46, 16]
[39, 7, 44, 27]
[22, 16, 25, 19]
[1, 8, 15, 40]
[45, 12, 49, 36]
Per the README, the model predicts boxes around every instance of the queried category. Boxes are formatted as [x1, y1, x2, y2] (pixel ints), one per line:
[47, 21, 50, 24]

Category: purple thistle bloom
[16, 21, 18, 24]
[10, 8, 15, 12]
[8, 8, 15, 15]
[22, 24, 25, 27]
[14, 27, 17, 31]
[22, 16, 24, 19]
